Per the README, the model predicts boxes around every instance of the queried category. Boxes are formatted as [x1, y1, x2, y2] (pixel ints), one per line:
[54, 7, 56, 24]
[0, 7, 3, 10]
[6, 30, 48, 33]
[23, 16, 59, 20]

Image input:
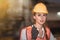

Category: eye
[43, 14, 47, 16]
[38, 14, 41, 16]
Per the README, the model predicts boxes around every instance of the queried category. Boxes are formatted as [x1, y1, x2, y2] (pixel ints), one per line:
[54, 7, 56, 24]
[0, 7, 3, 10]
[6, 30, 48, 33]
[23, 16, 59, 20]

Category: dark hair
[33, 12, 36, 16]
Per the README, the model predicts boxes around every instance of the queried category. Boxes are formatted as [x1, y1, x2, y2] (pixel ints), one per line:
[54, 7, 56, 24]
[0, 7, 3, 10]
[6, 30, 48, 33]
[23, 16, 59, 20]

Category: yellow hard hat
[32, 2, 48, 14]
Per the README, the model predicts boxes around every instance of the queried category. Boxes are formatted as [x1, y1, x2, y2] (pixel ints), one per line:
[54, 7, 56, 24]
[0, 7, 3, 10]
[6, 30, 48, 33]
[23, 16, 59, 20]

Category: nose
[40, 15, 44, 19]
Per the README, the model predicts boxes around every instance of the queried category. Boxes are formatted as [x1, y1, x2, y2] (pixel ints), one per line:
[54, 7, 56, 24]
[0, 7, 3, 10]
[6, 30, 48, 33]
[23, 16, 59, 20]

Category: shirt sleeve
[20, 28, 27, 40]
[50, 32, 56, 40]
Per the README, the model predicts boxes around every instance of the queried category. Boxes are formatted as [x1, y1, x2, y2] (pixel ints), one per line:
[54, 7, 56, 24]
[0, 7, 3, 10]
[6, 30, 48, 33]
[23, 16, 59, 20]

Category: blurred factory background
[0, 0, 60, 40]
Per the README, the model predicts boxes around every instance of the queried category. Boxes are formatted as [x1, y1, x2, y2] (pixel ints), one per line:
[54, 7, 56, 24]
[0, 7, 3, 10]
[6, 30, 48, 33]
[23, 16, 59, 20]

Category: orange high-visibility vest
[20, 26, 50, 40]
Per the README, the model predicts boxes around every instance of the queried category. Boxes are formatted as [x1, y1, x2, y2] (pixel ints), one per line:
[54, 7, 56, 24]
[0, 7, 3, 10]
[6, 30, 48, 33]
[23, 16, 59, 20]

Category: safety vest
[20, 26, 50, 40]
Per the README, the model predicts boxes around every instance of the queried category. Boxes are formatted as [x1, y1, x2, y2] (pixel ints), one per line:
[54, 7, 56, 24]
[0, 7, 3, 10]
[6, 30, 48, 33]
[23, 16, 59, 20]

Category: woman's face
[33, 12, 47, 25]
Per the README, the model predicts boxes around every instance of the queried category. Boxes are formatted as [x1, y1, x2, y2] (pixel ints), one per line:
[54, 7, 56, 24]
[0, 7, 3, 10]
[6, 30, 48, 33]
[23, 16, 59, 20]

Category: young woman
[20, 2, 56, 40]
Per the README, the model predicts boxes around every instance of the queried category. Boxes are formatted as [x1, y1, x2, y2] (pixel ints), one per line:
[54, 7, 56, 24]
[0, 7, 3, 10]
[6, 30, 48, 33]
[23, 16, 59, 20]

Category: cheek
[36, 17, 40, 20]
[34, 16, 40, 21]
[36, 17, 41, 22]
[43, 17, 47, 21]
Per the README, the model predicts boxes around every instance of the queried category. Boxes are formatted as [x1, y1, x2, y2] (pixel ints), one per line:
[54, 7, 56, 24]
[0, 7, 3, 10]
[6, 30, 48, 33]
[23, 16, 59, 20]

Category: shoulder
[21, 28, 26, 33]
[45, 26, 50, 33]
[20, 26, 32, 32]
[20, 27, 26, 37]
[20, 26, 32, 40]
[26, 26, 32, 30]
[45, 26, 50, 35]
[20, 27, 27, 40]
[45, 26, 51, 39]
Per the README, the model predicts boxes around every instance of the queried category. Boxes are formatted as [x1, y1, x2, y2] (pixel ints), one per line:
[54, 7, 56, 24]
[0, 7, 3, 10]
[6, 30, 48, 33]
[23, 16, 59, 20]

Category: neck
[34, 23, 43, 29]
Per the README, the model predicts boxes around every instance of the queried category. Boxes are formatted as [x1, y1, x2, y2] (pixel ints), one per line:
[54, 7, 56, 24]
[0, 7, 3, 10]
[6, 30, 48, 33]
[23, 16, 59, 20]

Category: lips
[40, 20, 44, 22]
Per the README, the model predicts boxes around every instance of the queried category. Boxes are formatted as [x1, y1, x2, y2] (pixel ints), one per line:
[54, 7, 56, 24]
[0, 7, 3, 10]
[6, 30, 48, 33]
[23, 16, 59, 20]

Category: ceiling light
[57, 12, 60, 16]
